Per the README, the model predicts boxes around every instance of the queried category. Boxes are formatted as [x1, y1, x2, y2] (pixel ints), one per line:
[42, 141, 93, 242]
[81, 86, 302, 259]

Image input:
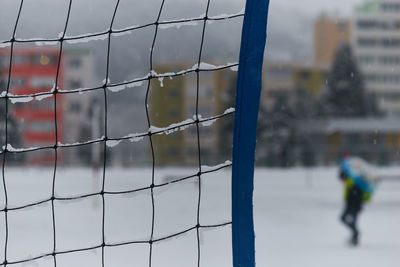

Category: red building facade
[0, 48, 63, 164]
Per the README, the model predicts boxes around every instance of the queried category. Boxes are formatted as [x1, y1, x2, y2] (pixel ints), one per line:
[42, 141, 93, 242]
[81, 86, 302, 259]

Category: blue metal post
[232, 0, 270, 266]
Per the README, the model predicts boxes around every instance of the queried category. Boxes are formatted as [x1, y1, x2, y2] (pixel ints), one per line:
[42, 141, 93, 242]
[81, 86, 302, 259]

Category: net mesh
[0, 0, 243, 266]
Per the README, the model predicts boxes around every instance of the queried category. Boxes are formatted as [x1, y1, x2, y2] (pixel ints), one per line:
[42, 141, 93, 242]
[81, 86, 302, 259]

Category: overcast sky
[0, 0, 370, 65]
[271, 0, 365, 16]
[263, 0, 368, 62]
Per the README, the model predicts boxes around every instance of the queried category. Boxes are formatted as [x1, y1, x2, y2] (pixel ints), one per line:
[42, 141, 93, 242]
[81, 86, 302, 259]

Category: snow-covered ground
[0, 167, 399, 267]
[255, 168, 400, 267]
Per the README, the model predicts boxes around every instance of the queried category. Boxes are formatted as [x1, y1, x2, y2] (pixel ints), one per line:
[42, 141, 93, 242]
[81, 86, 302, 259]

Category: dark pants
[341, 207, 359, 239]
[341, 185, 363, 240]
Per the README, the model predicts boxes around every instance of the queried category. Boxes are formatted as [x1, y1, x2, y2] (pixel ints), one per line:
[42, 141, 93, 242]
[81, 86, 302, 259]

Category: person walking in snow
[339, 156, 374, 246]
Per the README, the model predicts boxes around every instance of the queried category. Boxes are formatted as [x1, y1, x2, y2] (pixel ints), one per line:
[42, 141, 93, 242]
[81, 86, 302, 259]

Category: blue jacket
[340, 159, 374, 202]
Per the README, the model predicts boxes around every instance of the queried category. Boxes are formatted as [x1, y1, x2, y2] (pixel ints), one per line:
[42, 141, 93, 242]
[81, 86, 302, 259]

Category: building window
[357, 20, 376, 29]
[358, 38, 377, 47]
[299, 71, 310, 80]
[30, 99, 53, 110]
[268, 68, 291, 80]
[380, 57, 400, 66]
[168, 147, 179, 157]
[380, 92, 400, 100]
[26, 121, 54, 132]
[10, 77, 25, 87]
[169, 108, 179, 118]
[382, 38, 400, 47]
[188, 127, 197, 136]
[31, 77, 54, 89]
[68, 79, 82, 89]
[201, 127, 212, 136]
[359, 55, 375, 65]
[0, 56, 10, 68]
[69, 101, 82, 113]
[0, 78, 6, 90]
[169, 88, 179, 97]
[189, 106, 212, 116]
[366, 74, 400, 84]
[358, 20, 400, 30]
[69, 58, 81, 68]
[199, 86, 213, 98]
[381, 3, 400, 12]
[13, 55, 27, 65]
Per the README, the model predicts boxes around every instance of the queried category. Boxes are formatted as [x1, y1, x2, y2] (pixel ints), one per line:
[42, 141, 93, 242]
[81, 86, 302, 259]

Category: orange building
[313, 15, 351, 67]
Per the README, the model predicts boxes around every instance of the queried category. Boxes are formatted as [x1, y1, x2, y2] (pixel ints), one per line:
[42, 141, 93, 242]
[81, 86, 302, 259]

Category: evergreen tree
[324, 44, 373, 117]
[218, 73, 236, 161]
[293, 88, 317, 166]
[0, 92, 22, 153]
[0, 55, 22, 158]
[257, 94, 297, 167]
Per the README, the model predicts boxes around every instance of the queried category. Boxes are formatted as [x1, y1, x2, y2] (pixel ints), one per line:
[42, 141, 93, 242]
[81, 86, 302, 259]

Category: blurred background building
[258, 0, 400, 166]
[0, 47, 97, 165]
[61, 49, 99, 165]
[150, 65, 236, 166]
[2, 0, 400, 167]
[0, 48, 62, 164]
[314, 14, 351, 67]
[352, 0, 400, 115]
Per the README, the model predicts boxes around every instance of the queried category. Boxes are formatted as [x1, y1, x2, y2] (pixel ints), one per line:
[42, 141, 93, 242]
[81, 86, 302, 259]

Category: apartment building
[352, 0, 400, 115]
[0, 47, 97, 165]
[314, 14, 351, 67]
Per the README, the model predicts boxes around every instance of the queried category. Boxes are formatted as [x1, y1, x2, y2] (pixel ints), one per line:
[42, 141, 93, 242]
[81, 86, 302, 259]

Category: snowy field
[0, 167, 399, 267]
[255, 168, 400, 267]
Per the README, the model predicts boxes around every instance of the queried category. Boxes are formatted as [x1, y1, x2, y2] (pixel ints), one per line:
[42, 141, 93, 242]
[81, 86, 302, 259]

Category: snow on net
[0, 1, 243, 266]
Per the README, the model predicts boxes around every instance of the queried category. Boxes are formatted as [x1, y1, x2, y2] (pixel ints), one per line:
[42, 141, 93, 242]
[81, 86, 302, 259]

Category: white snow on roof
[326, 118, 400, 133]
[302, 117, 400, 133]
